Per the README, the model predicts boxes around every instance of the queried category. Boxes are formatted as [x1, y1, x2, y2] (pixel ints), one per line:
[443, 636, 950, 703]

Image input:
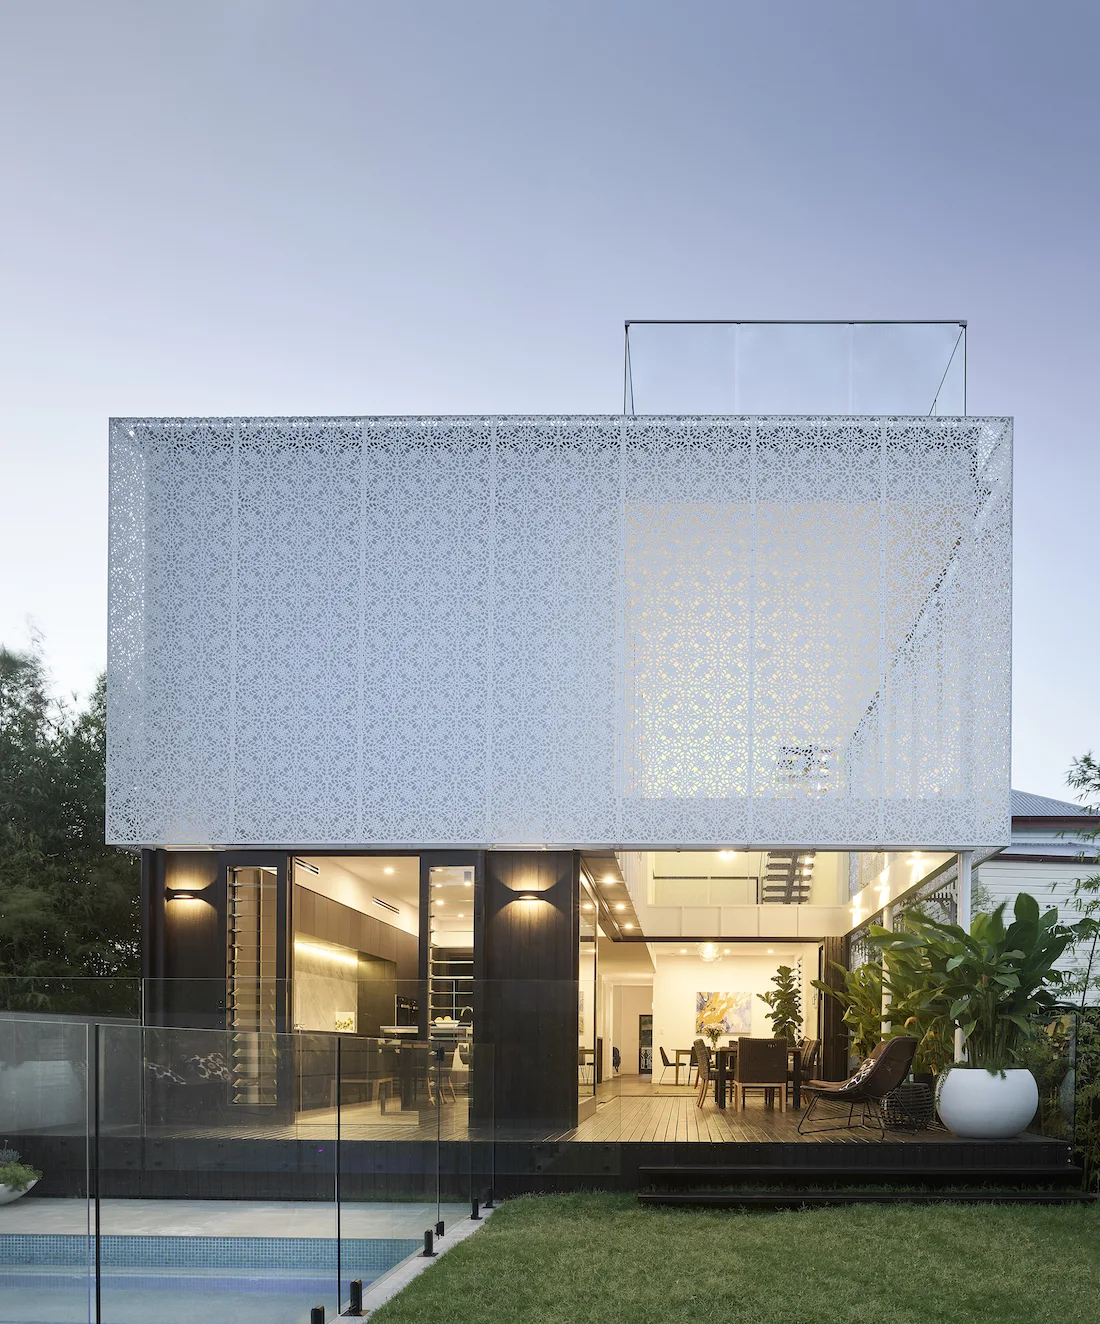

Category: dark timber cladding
[476, 850, 580, 1131]
[820, 934, 849, 1080]
[142, 849, 291, 1033]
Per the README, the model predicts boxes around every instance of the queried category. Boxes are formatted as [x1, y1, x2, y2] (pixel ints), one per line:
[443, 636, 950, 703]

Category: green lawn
[372, 1193, 1100, 1324]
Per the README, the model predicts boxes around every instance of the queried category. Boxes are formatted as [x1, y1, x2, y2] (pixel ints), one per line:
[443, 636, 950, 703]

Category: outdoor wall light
[165, 885, 212, 902]
[516, 892, 540, 902]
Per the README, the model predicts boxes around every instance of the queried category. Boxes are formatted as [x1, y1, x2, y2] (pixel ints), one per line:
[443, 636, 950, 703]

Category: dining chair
[732, 1037, 789, 1112]
[693, 1037, 712, 1108]
[657, 1046, 677, 1085]
[788, 1038, 819, 1101]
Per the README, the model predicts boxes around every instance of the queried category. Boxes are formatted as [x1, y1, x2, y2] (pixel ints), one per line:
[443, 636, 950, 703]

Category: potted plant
[0, 1148, 41, 1206]
[873, 920, 956, 1083]
[870, 893, 1077, 1138]
[759, 965, 803, 1043]
[813, 962, 883, 1062]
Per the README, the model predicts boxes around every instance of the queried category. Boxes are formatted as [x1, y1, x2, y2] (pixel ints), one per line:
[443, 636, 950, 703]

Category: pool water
[0, 1234, 422, 1324]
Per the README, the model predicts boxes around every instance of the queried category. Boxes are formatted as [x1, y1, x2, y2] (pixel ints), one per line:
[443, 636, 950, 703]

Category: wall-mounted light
[516, 892, 540, 901]
[165, 885, 212, 902]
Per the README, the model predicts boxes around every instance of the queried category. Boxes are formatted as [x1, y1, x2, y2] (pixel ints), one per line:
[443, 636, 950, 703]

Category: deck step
[639, 1190, 1097, 1208]
[639, 1163, 1085, 1187]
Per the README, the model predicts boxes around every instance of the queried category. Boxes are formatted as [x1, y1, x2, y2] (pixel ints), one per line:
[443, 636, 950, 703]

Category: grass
[371, 1192, 1100, 1324]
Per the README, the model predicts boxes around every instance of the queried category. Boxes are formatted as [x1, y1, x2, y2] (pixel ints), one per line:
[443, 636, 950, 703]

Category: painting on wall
[696, 991, 752, 1036]
[578, 989, 585, 1036]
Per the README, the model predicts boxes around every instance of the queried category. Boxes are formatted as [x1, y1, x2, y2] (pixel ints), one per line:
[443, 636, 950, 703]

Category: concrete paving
[0, 1196, 469, 1239]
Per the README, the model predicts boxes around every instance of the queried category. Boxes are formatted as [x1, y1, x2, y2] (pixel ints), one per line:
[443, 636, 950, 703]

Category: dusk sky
[1, 1, 1097, 801]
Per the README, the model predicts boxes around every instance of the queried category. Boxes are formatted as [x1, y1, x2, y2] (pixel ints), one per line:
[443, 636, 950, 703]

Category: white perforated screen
[107, 416, 1011, 849]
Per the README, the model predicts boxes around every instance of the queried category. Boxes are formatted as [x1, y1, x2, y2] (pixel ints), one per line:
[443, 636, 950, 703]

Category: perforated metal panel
[107, 415, 1011, 849]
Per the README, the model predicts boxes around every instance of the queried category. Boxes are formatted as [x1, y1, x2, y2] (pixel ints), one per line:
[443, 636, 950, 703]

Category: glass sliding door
[578, 872, 598, 1107]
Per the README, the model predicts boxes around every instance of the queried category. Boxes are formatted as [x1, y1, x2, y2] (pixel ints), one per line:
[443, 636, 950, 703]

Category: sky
[1, 1, 1097, 802]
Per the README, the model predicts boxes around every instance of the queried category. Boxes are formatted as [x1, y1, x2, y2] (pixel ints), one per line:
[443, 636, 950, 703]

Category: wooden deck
[561, 1081, 937, 1144]
[141, 1080, 1004, 1147]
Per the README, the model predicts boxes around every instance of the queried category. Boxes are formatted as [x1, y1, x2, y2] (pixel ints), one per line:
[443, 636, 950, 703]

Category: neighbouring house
[976, 790, 1100, 993]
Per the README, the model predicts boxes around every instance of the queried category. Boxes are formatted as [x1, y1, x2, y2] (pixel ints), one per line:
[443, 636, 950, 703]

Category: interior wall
[297, 860, 418, 936]
[651, 946, 818, 1064]
[615, 983, 654, 1076]
[293, 941, 360, 1033]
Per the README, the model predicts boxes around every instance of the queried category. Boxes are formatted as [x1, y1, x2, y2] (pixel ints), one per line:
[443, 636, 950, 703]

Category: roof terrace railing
[623, 319, 966, 417]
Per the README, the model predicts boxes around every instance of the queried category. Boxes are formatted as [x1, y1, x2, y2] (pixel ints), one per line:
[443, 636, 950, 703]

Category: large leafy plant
[870, 893, 1077, 1072]
[758, 965, 803, 1044]
[812, 962, 883, 1060]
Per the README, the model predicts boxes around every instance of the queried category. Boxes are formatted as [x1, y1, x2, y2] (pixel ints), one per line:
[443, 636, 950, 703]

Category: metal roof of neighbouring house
[1011, 789, 1097, 818]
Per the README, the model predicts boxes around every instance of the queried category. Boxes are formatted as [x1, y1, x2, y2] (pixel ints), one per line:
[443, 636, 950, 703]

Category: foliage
[0, 644, 139, 1012]
[757, 965, 803, 1044]
[870, 894, 1078, 1072]
[870, 924, 956, 1076]
[812, 962, 882, 1060]
[1062, 752, 1100, 1187]
[1075, 1009, 1100, 1191]
[701, 1024, 722, 1049]
[0, 1151, 41, 1192]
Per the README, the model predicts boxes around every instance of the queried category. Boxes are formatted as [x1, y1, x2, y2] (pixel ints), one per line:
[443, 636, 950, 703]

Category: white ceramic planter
[0, 1178, 37, 1206]
[937, 1067, 1038, 1138]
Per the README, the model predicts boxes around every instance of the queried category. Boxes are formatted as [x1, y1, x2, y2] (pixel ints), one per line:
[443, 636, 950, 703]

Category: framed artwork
[578, 989, 585, 1036]
[696, 991, 751, 1036]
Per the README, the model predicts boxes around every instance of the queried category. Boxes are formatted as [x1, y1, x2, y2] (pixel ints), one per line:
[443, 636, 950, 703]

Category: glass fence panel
[624, 320, 967, 416]
[0, 979, 141, 1019]
[0, 1015, 92, 1324]
[96, 1024, 340, 1324]
[334, 1033, 439, 1310]
[489, 981, 621, 1193]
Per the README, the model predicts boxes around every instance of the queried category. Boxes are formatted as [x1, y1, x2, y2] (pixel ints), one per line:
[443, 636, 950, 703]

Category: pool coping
[361, 1205, 496, 1315]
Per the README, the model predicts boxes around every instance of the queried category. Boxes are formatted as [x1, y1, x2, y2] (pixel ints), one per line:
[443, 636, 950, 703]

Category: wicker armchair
[797, 1037, 918, 1137]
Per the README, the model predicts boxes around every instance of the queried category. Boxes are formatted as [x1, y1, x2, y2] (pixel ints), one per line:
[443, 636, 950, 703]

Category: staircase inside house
[760, 850, 815, 903]
[637, 1139, 1093, 1207]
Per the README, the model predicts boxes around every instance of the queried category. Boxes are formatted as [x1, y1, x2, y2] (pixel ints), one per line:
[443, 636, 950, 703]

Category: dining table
[713, 1044, 801, 1110]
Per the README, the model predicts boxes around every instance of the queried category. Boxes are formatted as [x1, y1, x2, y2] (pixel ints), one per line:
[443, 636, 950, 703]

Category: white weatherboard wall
[107, 416, 1012, 850]
[979, 860, 1099, 999]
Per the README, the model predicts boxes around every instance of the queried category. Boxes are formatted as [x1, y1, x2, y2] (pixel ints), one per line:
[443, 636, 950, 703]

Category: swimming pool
[0, 1233, 423, 1324]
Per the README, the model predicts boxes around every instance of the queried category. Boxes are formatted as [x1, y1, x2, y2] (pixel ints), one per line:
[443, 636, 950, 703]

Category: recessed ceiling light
[719, 849, 735, 859]
[465, 880, 472, 887]
[583, 902, 594, 910]
[456, 913, 464, 918]
[680, 948, 688, 954]
[383, 866, 394, 874]
[603, 874, 615, 882]
[767, 948, 774, 954]
[624, 923, 634, 930]
[615, 903, 625, 911]
[437, 900, 445, 906]
[723, 949, 730, 955]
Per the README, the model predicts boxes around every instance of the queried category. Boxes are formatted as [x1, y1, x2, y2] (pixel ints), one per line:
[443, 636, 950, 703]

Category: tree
[0, 644, 139, 1010]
